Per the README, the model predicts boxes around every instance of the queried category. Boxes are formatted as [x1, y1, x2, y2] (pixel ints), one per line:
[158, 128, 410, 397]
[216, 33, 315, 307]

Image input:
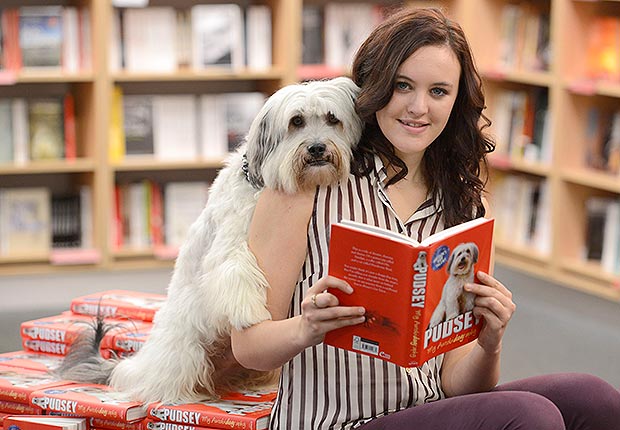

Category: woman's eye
[395, 81, 410, 91]
[431, 87, 447, 97]
[327, 112, 340, 125]
[290, 115, 305, 127]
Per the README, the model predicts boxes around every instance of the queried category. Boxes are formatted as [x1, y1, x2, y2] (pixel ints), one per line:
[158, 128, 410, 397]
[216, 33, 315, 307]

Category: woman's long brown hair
[351, 7, 495, 227]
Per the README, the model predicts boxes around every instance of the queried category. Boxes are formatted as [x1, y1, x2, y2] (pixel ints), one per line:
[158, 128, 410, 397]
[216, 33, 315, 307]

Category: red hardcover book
[99, 321, 152, 354]
[141, 420, 220, 430]
[70, 290, 166, 322]
[63, 93, 77, 160]
[29, 383, 146, 423]
[21, 312, 100, 344]
[0, 351, 63, 373]
[0, 400, 43, 415]
[146, 394, 275, 430]
[0, 365, 73, 404]
[87, 417, 142, 430]
[324, 217, 494, 367]
[2, 416, 87, 430]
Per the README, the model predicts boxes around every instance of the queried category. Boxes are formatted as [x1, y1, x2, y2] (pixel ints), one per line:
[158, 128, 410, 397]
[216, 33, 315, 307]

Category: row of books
[109, 87, 265, 163]
[301, 3, 390, 73]
[109, 4, 271, 73]
[0, 94, 77, 164]
[491, 87, 551, 164]
[585, 196, 620, 275]
[0, 186, 93, 260]
[498, 3, 551, 72]
[491, 174, 551, 255]
[0, 6, 91, 73]
[112, 180, 209, 253]
[0, 289, 275, 430]
[584, 108, 620, 176]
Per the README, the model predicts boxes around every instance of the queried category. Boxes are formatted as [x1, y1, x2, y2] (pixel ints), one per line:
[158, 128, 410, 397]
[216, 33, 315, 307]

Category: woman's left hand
[464, 271, 516, 355]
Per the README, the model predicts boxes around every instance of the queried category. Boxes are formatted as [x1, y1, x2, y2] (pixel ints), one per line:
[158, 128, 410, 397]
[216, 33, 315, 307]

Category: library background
[0, 0, 619, 406]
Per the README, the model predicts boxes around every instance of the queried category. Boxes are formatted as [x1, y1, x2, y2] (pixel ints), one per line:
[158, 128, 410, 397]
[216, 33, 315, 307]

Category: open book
[324, 217, 494, 367]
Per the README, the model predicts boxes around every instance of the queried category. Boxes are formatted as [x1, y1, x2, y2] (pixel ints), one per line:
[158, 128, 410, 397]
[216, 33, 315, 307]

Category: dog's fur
[429, 242, 479, 328]
[55, 77, 363, 404]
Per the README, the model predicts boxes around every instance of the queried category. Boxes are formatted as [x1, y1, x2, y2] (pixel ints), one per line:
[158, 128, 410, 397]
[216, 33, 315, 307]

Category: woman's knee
[491, 392, 565, 430]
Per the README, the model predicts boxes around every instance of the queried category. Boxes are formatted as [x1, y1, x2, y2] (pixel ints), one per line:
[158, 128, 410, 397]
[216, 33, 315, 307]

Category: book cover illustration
[28, 98, 65, 161]
[324, 217, 494, 368]
[0, 351, 64, 373]
[69, 290, 166, 322]
[18, 7, 63, 69]
[0, 365, 72, 404]
[30, 383, 146, 422]
[147, 390, 275, 430]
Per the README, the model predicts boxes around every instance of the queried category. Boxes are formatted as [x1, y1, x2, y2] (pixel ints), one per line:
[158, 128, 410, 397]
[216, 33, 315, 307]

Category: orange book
[63, 93, 77, 161]
[324, 217, 494, 367]
[586, 16, 620, 81]
[146, 391, 276, 430]
[0, 351, 63, 373]
[70, 290, 166, 322]
[0, 365, 73, 404]
[141, 419, 222, 430]
[2, 416, 87, 430]
[29, 384, 146, 423]
[21, 312, 101, 344]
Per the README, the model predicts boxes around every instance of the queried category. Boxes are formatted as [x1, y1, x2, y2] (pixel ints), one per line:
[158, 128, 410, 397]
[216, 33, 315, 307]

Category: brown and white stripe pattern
[269, 158, 446, 430]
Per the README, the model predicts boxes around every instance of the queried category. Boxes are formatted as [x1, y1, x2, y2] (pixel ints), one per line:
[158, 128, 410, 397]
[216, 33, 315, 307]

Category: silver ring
[311, 293, 320, 309]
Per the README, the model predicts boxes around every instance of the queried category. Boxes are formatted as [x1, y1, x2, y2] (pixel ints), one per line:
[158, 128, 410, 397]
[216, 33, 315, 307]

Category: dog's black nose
[307, 142, 326, 158]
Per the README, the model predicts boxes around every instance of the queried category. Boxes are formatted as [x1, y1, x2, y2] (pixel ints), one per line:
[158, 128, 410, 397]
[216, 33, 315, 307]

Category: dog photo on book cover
[55, 77, 364, 404]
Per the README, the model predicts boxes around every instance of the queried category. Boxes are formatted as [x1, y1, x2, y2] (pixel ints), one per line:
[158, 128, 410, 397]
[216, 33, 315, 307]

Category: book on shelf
[198, 94, 227, 158]
[2, 415, 87, 430]
[51, 194, 82, 248]
[163, 181, 209, 248]
[109, 86, 125, 163]
[69, 289, 166, 322]
[152, 95, 198, 161]
[0, 99, 13, 163]
[18, 7, 63, 69]
[191, 4, 244, 70]
[11, 98, 29, 164]
[30, 383, 146, 422]
[122, 7, 177, 73]
[2, 9, 22, 71]
[123, 95, 154, 157]
[63, 93, 76, 161]
[28, 98, 65, 161]
[301, 5, 324, 65]
[323, 217, 494, 367]
[586, 16, 620, 81]
[244, 5, 271, 71]
[146, 390, 276, 430]
[584, 196, 620, 273]
[324, 3, 376, 70]
[221, 92, 265, 152]
[0, 187, 51, 258]
[0, 351, 63, 373]
[0, 365, 72, 404]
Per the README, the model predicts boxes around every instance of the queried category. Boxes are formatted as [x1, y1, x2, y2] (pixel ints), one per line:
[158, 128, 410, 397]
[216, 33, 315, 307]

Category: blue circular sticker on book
[431, 245, 450, 270]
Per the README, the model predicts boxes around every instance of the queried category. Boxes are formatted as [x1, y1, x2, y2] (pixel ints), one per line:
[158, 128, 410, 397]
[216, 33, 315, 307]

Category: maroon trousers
[358, 373, 620, 430]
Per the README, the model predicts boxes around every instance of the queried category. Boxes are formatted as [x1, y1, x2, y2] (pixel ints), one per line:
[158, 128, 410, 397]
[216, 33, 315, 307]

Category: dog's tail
[53, 313, 121, 384]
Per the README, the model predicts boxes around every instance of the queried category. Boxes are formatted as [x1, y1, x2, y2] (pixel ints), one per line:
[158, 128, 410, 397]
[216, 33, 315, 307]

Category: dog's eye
[290, 115, 305, 128]
[326, 112, 340, 125]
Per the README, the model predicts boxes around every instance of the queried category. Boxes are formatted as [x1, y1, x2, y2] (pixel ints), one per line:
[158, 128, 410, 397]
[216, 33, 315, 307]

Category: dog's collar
[242, 153, 262, 189]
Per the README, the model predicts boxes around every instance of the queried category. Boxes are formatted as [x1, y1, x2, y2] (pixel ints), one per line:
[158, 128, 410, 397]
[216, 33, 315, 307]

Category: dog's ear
[244, 100, 282, 188]
[471, 243, 479, 263]
[446, 249, 456, 274]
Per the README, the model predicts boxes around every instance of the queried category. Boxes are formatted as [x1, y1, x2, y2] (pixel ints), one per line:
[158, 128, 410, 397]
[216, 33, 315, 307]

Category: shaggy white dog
[429, 242, 479, 328]
[57, 77, 363, 404]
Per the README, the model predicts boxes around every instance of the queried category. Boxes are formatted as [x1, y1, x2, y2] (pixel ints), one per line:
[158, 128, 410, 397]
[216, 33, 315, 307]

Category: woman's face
[376, 44, 461, 164]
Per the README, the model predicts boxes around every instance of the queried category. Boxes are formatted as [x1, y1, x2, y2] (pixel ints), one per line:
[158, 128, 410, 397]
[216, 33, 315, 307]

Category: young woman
[231, 7, 620, 429]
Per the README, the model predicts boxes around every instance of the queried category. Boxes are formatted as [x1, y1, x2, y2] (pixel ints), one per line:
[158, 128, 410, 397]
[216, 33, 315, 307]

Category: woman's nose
[407, 93, 428, 116]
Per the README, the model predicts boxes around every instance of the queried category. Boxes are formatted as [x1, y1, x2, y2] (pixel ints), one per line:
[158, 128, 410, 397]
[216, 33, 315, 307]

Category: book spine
[408, 249, 428, 366]
[148, 407, 258, 430]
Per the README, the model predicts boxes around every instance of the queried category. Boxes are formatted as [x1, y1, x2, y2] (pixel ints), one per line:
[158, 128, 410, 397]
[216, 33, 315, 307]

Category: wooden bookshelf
[1, 0, 619, 304]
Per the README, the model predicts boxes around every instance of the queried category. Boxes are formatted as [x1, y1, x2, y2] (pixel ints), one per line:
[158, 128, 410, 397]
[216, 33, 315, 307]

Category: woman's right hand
[298, 276, 366, 347]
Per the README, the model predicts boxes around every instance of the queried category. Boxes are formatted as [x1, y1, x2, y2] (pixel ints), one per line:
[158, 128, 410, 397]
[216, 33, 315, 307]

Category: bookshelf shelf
[112, 69, 286, 83]
[111, 158, 226, 172]
[561, 168, 620, 193]
[482, 69, 554, 88]
[0, 160, 97, 175]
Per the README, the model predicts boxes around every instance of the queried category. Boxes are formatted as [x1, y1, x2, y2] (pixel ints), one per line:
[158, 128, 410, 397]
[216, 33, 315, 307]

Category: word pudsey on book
[325, 217, 494, 367]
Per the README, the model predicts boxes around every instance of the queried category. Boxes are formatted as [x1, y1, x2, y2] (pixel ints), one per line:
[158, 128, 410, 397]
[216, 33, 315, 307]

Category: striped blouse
[268, 157, 447, 430]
